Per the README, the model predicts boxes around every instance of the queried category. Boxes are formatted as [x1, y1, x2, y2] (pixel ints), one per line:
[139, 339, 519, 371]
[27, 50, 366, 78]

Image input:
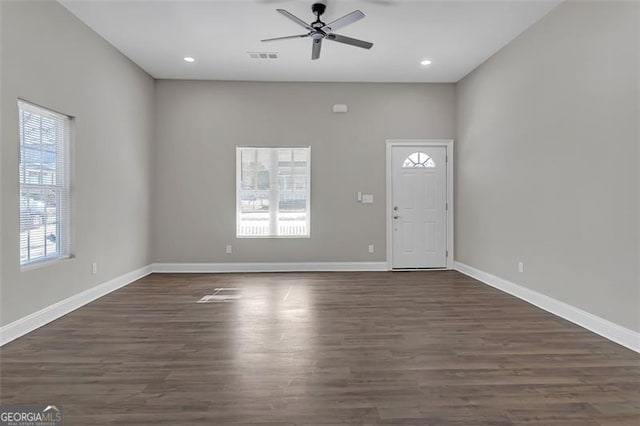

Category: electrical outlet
[368, 245, 374, 253]
[226, 245, 233, 254]
[91, 262, 98, 275]
[518, 261, 524, 273]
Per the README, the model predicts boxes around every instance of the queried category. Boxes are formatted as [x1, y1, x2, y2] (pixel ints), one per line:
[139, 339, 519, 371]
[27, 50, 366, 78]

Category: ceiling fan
[261, 1, 373, 60]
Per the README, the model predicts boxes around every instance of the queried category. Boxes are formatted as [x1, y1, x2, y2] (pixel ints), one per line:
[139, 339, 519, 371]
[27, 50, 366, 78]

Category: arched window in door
[402, 152, 435, 168]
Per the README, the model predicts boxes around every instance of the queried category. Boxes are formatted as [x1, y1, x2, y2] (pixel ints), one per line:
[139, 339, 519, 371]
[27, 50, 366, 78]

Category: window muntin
[237, 147, 310, 238]
[18, 100, 71, 266]
[402, 152, 435, 168]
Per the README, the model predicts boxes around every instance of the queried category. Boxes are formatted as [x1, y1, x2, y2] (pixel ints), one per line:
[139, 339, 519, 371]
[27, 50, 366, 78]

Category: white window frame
[18, 100, 72, 268]
[236, 146, 311, 238]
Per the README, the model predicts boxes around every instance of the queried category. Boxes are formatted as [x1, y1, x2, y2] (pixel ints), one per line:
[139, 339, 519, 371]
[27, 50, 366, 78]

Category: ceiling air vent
[248, 52, 278, 60]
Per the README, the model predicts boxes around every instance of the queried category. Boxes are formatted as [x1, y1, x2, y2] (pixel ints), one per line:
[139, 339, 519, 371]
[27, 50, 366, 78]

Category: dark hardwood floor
[1, 271, 639, 425]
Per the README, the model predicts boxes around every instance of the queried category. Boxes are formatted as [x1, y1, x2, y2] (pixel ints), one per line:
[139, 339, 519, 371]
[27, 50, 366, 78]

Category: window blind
[18, 100, 71, 265]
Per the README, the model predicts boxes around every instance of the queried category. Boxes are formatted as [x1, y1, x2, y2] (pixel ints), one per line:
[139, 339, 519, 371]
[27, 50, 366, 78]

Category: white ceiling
[60, 0, 561, 83]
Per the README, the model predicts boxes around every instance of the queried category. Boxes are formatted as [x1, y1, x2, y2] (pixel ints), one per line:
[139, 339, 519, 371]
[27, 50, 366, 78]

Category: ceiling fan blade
[277, 9, 313, 31]
[262, 34, 309, 42]
[322, 10, 365, 32]
[326, 34, 373, 50]
[311, 38, 322, 60]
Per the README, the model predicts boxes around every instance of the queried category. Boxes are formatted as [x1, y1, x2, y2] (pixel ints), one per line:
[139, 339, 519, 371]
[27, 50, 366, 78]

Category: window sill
[20, 255, 73, 272]
[236, 235, 311, 239]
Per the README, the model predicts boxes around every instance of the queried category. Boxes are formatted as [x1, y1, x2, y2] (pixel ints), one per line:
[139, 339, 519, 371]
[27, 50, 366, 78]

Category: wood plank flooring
[1, 271, 639, 425]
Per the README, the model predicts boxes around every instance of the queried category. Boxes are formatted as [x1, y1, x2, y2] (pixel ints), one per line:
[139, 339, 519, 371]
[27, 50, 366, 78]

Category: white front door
[391, 145, 447, 268]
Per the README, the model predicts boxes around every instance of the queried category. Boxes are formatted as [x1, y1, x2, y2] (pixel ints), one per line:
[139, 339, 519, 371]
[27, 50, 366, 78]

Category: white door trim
[386, 139, 454, 270]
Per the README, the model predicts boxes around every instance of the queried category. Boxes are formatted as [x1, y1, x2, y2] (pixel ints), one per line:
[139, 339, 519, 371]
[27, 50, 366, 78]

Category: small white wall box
[362, 194, 374, 203]
[332, 104, 348, 113]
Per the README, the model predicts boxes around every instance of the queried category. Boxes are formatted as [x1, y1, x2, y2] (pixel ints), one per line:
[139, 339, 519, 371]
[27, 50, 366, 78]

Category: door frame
[386, 139, 454, 270]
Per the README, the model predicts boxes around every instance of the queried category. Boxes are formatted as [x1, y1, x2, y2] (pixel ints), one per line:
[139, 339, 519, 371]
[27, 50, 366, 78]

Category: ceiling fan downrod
[311, 2, 327, 28]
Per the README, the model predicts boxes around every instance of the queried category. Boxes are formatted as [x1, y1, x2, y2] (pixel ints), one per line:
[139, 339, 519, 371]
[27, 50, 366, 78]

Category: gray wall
[456, 0, 640, 331]
[153, 81, 455, 262]
[0, 0, 155, 326]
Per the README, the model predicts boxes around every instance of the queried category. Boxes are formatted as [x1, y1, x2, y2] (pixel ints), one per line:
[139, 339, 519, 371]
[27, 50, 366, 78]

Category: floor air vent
[197, 288, 241, 303]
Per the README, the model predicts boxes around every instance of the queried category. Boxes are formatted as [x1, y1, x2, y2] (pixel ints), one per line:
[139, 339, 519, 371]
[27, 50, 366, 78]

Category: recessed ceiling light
[421, 59, 432, 66]
[183, 57, 195, 63]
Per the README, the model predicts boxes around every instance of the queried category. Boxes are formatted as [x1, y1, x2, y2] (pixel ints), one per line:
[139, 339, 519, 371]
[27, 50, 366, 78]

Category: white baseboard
[454, 261, 640, 353]
[151, 262, 389, 273]
[0, 265, 152, 347]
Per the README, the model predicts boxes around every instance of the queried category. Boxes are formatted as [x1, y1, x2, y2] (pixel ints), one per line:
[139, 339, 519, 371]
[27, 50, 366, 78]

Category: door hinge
[446, 155, 448, 163]
[446, 202, 448, 211]
[446, 250, 449, 258]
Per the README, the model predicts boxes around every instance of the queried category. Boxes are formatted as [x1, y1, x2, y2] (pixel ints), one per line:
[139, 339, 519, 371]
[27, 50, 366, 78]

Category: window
[402, 152, 435, 168]
[237, 147, 310, 238]
[18, 100, 71, 266]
